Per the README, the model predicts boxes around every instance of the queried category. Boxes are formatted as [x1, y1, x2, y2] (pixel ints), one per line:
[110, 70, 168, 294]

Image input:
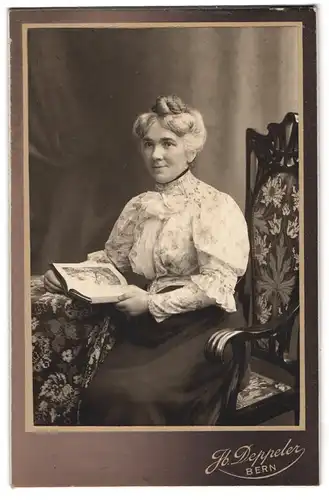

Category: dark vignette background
[11, 6, 318, 487]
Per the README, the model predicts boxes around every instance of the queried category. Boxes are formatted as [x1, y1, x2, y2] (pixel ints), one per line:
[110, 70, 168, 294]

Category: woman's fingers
[44, 276, 64, 293]
[115, 298, 130, 310]
[116, 290, 139, 302]
[43, 269, 64, 293]
[44, 269, 62, 286]
[115, 298, 136, 314]
[44, 283, 62, 294]
[117, 293, 130, 302]
[116, 285, 145, 302]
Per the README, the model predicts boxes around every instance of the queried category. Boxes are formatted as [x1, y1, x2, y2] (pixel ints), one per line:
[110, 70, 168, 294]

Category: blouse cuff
[147, 283, 216, 323]
[148, 294, 169, 323]
[190, 272, 237, 313]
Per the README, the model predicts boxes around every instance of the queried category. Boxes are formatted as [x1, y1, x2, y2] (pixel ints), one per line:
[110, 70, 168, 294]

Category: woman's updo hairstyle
[133, 95, 207, 159]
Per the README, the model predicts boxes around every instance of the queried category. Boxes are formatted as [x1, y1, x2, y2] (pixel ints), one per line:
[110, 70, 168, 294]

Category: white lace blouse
[88, 170, 250, 323]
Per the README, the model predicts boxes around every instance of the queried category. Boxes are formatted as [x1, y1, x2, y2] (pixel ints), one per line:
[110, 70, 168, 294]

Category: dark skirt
[78, 297, 248, 426]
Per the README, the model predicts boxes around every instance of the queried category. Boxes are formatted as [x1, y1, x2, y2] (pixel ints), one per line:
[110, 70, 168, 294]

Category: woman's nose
[152, 145, 164, 160]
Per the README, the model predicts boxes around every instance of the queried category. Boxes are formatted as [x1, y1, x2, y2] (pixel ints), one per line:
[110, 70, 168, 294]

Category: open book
[51, 261, 130, 304]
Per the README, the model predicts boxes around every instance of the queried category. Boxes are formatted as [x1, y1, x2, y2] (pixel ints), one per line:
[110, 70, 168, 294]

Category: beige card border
[23, 21, 305, 433]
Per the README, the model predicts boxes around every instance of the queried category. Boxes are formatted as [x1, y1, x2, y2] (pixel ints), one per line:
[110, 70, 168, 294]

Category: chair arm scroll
[205, 304, 299, 363]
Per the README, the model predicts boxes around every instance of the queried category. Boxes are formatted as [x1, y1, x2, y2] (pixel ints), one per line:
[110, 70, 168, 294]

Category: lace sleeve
[190, 192, 249, 311]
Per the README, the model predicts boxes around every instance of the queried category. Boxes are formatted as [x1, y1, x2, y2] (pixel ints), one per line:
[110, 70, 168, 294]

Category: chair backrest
[245, 112, 300, 372]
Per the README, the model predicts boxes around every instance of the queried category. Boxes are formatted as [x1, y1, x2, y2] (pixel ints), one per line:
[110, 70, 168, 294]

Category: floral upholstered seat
[236, 371, 292, 410]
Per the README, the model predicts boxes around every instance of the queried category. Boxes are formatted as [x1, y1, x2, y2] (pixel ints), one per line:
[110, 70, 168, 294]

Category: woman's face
[140, 121, 193, 184]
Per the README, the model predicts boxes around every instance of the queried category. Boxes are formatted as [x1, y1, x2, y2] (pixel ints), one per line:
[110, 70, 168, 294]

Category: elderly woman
[44, 95, 250, 426]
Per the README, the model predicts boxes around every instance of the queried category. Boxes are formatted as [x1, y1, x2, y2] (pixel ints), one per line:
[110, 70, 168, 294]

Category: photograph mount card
[10, 5, 318, 487]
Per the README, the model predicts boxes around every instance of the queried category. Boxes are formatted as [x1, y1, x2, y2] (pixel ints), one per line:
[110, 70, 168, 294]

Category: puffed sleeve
[148, 192, 249, 322]
[190, 192, 250, 311]
[87, 195, 140, 272]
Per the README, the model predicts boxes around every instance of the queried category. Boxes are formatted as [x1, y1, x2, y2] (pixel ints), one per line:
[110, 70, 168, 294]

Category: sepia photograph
[10, 5, 318, 487]
[27, 22, 302, 429]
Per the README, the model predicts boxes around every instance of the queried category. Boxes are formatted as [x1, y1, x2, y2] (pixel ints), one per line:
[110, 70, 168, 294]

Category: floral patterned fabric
[31, 276, 116, 425]
[251, 172, 299, 351]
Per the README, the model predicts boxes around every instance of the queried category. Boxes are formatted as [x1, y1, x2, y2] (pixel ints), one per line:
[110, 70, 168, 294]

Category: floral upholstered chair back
[246, 113, 299, 358]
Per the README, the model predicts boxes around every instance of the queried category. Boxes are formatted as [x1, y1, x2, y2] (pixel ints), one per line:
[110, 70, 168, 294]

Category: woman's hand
[115, 286, 149, 317]
[44, 269, 65, 294]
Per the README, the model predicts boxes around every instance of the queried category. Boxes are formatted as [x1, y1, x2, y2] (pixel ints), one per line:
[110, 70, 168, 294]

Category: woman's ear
[186, 149, 197, 164]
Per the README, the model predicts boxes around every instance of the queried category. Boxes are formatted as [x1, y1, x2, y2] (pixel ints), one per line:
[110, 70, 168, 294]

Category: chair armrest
[205, 303, 299, 363]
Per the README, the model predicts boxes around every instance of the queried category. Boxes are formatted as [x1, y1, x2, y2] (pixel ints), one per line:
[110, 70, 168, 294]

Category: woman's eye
[163, 141, 174, 148]
[143, 141, 152, 148]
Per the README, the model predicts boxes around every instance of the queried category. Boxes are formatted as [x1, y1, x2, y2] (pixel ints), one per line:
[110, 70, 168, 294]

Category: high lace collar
[154, 169, 195, 195]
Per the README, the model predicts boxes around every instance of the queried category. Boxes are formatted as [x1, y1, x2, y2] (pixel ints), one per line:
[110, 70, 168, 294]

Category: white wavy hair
[132, 95, 207, 159]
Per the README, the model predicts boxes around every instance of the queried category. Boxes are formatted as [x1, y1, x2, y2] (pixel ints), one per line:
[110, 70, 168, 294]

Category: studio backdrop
[28, 26, 299, 274]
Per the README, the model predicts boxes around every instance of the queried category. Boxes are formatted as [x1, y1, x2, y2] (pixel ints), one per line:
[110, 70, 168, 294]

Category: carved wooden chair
[206, 112, 300, 426]
[30, 112, 299, 427]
